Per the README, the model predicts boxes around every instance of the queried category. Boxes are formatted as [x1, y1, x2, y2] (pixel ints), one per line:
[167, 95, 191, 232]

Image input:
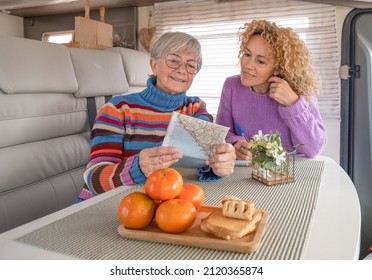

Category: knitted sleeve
[183, 95, 214, 122]
[82, 102, 146, 198]
[278, 96, 327, 158]
[216, 77, 243, 144]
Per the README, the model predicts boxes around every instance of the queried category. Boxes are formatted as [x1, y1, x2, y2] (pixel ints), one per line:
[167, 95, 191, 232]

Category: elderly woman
[78, 32, 235, 201]
[216, 19, 327, 160]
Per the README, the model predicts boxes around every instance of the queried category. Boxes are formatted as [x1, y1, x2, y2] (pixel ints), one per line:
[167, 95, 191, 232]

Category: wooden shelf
[63, 41, 109, 50]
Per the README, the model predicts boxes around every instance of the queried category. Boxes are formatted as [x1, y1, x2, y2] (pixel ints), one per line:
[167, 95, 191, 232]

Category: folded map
[162, 112, 229, 168]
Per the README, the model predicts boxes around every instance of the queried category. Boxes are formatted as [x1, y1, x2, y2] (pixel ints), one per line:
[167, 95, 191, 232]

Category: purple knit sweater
[216, 75, 327, 158]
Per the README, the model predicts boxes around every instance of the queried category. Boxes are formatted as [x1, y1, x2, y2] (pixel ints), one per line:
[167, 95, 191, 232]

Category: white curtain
[154, 0, 339, 120]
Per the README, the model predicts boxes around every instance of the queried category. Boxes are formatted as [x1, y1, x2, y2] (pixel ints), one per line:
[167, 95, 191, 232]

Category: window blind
[154, 0, 339, 120]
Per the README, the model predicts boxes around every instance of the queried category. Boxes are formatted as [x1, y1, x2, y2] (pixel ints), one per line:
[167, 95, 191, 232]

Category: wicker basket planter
[249, 130, 299, 186]
[251, 150, 295, 186]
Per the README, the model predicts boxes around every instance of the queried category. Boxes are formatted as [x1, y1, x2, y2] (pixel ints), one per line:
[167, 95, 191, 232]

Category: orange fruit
[155, 199, 197, 233]
[117, 192, 156, 229]
[176, 183, 204, 211]
[141, 186, 163, 207]
[144, 168, 183, 201]
[153, 199, 163, 207]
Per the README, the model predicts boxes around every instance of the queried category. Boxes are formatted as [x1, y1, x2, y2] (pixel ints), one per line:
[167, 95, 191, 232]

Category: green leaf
[264, 161, 275, 170]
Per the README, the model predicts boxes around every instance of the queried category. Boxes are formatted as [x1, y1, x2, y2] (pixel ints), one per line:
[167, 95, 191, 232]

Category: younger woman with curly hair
[216, 19, 327, 159]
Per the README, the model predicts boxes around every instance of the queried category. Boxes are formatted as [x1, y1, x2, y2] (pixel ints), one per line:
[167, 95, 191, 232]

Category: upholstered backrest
[0, 35, 151, 234]
[69, 47, 131, 126]
[0, 36, 88, 233]
[106, 47, 152, 94]
[70, 48, 129, 98]
[0, 36, 78, 94]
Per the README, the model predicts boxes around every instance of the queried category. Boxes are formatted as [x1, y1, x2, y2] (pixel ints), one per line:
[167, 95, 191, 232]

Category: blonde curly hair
[239, 20, 318, 96]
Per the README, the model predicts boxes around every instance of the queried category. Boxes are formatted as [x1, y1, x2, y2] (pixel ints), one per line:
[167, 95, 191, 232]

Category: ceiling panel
[0, 0, 172, 17]
[1, 0, 372, 18]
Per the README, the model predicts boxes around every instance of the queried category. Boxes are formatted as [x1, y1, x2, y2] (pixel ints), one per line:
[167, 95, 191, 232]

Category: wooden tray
[117, 205, 269, 253]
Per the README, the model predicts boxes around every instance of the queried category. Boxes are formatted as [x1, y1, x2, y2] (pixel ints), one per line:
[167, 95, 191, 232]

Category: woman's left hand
[206, 142, 236, 177]
[268, 76, 299, 106]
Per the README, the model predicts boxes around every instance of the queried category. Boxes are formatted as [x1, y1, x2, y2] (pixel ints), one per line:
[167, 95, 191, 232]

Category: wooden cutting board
[73, 1, 112, 48]
[117, 206, 269, 253]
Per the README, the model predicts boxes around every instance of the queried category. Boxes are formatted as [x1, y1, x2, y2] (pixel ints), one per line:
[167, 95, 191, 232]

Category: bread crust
[222, 200, 255, 221]
[221, 195, 241, 204]
[200, 208, 262, 240]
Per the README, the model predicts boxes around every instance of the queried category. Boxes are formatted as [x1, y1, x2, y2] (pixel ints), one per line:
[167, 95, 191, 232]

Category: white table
[0, 156, 361, 260]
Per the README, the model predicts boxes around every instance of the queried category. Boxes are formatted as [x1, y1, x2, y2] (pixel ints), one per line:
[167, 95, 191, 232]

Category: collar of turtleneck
[139, 76, 187, 111]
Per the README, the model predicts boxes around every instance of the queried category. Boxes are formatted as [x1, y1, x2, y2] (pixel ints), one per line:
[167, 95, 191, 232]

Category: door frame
[340, 8, 372, 179]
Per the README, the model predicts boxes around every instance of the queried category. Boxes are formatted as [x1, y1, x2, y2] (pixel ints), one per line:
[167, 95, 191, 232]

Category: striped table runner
[18, 159, 324, 260]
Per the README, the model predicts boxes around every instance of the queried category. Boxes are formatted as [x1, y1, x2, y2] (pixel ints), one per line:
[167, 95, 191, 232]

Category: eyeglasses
[164, 53, 198, 74]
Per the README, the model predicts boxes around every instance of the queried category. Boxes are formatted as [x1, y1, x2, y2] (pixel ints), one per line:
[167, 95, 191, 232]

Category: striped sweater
[78, 77, 213, 201]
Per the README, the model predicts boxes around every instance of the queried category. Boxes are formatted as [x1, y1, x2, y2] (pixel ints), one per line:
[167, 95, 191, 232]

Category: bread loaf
[200, 208, 262, 240]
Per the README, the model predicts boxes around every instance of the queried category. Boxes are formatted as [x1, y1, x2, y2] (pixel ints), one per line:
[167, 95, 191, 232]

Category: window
[154, 0, 339, 120]
[42, 30, 74, 44]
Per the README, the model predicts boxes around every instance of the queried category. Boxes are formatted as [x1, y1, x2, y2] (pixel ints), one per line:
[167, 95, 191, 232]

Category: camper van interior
[0, 0, 372, 262]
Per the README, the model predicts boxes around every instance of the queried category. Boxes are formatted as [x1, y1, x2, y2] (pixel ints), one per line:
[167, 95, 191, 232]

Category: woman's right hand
[233, 139, 252, 160]
[139, 146, 183, 177]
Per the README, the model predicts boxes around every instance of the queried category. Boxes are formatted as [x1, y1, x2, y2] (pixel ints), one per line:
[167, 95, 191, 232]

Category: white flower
[274, 151, 286, 166]
[251, 130, 286, 169]
[253, 130, 264, 141]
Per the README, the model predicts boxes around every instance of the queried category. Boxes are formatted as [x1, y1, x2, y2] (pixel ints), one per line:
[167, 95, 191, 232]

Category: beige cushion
[106, 47, 152, 87]
[70, 48, 129, 98]
[0, 35, 78, 94]
[0, 92, 88, 148]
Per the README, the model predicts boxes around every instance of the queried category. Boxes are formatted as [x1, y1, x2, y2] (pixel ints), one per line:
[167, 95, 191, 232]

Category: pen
[234, 122, 250, 142]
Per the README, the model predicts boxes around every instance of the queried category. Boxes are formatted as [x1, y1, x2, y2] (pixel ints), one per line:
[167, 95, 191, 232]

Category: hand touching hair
[239, 19, 318, 97]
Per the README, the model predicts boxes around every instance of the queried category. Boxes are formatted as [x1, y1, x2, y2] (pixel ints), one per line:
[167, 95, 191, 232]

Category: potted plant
[250, 130, 295, 185]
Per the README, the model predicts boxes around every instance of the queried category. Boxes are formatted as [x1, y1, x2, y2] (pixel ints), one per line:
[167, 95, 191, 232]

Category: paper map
[162, 112, 229, 168]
